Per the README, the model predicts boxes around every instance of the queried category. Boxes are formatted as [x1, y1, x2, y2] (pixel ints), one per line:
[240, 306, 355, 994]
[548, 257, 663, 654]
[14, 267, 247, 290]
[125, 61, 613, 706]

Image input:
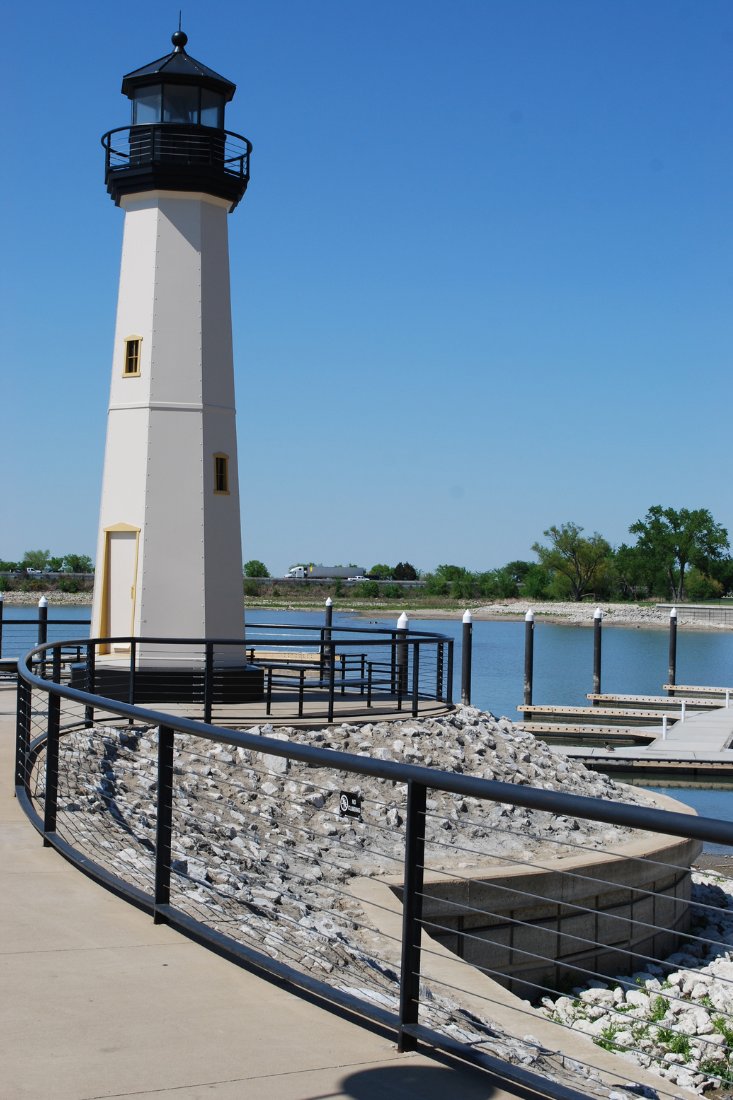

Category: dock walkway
[561, 704, 733, 772]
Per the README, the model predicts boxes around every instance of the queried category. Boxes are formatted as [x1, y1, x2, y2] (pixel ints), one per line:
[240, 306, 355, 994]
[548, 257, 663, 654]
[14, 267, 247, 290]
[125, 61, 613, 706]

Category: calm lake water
[6, 604, 733, 840]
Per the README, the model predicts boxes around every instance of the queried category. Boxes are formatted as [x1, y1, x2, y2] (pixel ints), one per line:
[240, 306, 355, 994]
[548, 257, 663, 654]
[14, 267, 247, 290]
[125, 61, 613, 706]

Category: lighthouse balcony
[102, 125, 252, 210]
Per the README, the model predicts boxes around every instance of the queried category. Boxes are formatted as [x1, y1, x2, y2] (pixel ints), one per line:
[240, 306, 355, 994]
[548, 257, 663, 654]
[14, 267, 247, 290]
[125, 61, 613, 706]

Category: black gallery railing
[22, 623, 454, 723]
[14, 634, 733, 1097]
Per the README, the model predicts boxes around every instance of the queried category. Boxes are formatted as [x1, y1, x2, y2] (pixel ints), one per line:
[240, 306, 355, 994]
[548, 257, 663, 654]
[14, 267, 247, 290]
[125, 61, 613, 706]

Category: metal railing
[14, 638, 733, 1098]
[40, 624, 453, 723]
[102, 125, 251, 183]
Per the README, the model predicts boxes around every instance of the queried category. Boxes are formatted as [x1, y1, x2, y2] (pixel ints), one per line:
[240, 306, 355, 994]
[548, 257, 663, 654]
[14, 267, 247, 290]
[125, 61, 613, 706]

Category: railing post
[411, 642, 420, 717]
[0, 590, 4, 657]
[204, 642, 214, 724]
[667, 607, 678, 695]
[461, 610, 473, 705]
[398, 779, 427, 1051]
[43, 649, 62, 844]
[154, 724, 174, 923]
[523, 609, 534, 706]
[37, 595, 48, 646]
[84, 643, 96, 728]
[593, 607, 603, 698]
[321, 597, 333, 678]
[128, 639, 137, 709]
[396, 612, 409, 711]
[436, 641, 444, 701]
[38, 596, 48, 678]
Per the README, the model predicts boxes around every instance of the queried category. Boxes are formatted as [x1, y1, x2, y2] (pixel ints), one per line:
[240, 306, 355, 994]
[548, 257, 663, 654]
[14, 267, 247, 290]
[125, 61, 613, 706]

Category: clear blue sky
[3, 0, 731, 576]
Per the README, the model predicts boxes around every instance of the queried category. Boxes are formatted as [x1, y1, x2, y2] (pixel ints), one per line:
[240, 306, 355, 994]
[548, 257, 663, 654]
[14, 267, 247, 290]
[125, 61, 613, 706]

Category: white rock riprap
[38, 705, 722, 1098]
[472, 601, 731, 630]
[539, 872, 733, 1094]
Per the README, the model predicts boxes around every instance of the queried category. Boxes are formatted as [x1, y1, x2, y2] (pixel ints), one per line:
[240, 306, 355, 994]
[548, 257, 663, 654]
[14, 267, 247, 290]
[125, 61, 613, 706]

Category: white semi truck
[285, 565, 367, 580]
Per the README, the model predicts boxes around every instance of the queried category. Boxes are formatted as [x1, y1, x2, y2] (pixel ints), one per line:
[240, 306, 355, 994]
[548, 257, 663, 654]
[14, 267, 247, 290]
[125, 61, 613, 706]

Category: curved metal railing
[102, 125, 252, 196]
[13, 636, 733, 1098]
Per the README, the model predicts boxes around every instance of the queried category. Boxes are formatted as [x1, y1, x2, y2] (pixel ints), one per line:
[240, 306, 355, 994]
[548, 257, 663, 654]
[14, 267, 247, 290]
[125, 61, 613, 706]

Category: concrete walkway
[0, 684, 532, 1100]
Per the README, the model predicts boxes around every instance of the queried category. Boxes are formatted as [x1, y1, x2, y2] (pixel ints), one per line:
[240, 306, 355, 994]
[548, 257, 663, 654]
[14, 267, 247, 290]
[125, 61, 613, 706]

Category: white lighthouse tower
[90, 30, 260, 697]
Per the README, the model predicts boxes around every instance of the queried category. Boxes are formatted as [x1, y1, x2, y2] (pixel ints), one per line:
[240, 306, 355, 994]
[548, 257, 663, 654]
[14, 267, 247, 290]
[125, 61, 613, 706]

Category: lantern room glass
[132, 84, 162, 124]
[130, 83, 226, 128]
[200, 90, 224, 128]
[164, 85, 199, 124]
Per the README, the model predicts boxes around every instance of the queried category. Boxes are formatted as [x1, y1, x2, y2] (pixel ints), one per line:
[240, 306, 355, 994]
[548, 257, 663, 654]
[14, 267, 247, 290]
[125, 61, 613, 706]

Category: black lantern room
[102, 31, 252, 211]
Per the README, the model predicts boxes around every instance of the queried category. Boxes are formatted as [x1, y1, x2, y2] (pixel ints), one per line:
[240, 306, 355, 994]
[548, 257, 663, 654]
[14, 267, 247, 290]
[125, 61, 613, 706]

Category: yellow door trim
[99, 524, 140, 655]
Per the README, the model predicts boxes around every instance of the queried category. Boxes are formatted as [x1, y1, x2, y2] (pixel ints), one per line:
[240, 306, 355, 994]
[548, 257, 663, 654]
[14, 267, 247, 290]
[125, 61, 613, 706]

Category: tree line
[0, 550, 94, 574]
[423, 506, 731, 603]
[245, 506, 730, 603]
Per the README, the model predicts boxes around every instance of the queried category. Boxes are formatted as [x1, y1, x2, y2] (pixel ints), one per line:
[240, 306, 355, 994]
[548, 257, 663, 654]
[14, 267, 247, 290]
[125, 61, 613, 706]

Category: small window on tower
[214, 454, 230, 494]
[123, 337, 142, 376]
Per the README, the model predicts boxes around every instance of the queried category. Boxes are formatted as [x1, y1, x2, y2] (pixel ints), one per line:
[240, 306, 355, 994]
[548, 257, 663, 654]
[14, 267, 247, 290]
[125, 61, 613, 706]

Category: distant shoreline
[4, 591, 731, 633]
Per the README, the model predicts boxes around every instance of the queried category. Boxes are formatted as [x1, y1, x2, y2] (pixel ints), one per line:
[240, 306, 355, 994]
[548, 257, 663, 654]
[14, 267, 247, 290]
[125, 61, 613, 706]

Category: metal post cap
[397, 612, 409, 629]
[462, 610, 472, 624]
[670, 607, 677, 618]
[594, 607, 603, 620]
[525, 609, 534, 622]
[38, 596, 48, 607]
[325, 597, 333, 607]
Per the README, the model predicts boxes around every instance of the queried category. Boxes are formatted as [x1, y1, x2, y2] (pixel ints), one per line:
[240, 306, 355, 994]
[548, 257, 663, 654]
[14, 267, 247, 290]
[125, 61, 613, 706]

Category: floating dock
[518, 687, 733, 779]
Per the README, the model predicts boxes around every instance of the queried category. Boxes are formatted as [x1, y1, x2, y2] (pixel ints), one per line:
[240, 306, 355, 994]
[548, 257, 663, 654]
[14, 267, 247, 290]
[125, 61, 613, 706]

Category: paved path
[0, 685, 529, 1100]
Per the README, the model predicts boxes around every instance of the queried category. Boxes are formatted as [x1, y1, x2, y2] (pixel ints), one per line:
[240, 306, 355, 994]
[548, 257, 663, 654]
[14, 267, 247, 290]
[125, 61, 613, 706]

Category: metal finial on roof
[172, 27, 188, 52]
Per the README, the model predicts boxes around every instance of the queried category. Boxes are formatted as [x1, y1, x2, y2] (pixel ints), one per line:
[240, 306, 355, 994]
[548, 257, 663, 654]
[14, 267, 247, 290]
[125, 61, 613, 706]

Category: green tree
[684, 568, 724, 601]
[532, 523, 612, 602]
[0, 560, 18, 572]
[21, 549, 51, 571]
[243, 559, 270, 578]
[629, 506, 729, 601]
[48, 557, 65, 572]
[369, 563, 393, 580]
[63, 554, 94, 573]
[393, 561, 418, 581]
[520, 563, 552, 600]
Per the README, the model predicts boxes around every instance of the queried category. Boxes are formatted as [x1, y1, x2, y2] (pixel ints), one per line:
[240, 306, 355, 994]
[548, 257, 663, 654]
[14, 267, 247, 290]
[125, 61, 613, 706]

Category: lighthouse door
[101, 526, 139, 653]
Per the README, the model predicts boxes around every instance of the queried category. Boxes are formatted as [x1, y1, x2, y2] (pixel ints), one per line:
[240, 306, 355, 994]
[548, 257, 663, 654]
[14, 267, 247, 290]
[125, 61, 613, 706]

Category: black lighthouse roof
[102, 30, 251, 211]
[121, 31, 236, 102]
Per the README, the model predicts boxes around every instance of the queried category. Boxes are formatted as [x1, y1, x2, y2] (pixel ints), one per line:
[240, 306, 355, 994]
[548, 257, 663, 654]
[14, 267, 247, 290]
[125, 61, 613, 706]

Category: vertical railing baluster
[204, 642, 214, 723]
[128, 639, 137, 710]
[327, 640, 336, 723]
[15, 676, 31, 790]
[445, 639, 454, 707]
[85, 643, 96, 728]
[411, 642, 419, 717]
[43, 649, 62, 843]
[154, 724, 174, 923]
[0, 591, 4, 657]
[436, 640, 444, 701]
[398, 780, 427, 1052]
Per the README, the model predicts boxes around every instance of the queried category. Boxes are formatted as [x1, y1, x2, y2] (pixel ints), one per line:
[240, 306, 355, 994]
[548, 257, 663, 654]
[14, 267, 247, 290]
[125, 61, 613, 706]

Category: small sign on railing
[339, 791, 362, 820]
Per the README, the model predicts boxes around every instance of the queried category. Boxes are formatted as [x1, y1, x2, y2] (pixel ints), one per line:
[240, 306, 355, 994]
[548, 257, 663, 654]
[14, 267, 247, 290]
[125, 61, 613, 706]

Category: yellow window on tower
[123, 336, 142, 376]
[214, 454, 229, 494]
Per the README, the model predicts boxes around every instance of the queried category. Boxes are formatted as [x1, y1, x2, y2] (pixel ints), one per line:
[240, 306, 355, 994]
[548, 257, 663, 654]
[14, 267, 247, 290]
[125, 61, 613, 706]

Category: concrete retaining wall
[390, 826, 702, 1000]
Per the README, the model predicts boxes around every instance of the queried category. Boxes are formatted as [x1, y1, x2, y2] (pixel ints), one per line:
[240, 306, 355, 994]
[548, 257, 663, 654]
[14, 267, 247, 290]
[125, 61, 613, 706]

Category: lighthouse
[90, 30, 260, 697]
